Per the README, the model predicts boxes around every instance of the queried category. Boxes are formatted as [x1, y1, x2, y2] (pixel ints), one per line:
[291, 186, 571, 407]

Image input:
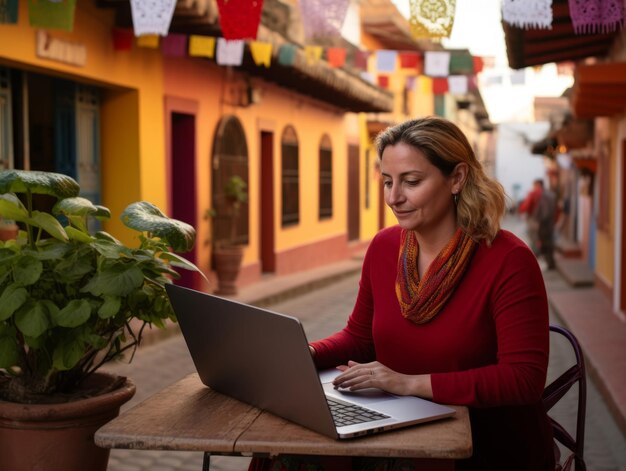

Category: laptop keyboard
[326, 397, 390, 427]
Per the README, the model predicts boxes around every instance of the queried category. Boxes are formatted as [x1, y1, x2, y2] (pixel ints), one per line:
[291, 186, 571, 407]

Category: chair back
[543, 324, 587, 471]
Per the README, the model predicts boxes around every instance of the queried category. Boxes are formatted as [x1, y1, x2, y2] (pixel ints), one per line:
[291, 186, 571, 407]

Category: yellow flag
[189, 35, 216, 58]
[250, 41, 273, 67]
[418, 76, 432, 94]
[136, 34, 160, 48]
[304, 46, 323, 65]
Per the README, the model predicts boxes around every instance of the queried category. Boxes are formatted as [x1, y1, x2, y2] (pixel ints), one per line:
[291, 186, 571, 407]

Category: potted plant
[0, 169, 202, 471]
[206, 174, 248, 295]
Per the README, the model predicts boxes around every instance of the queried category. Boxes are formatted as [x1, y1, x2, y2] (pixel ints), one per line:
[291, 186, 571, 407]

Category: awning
[571, 62, 626, 118]
[502, 0, 619, 70]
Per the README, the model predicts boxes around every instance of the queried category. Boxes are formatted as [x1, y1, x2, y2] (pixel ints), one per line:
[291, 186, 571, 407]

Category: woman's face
[381, 142, 460, 233]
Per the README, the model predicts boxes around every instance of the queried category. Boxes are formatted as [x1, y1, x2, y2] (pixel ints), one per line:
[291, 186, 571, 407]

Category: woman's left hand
[332, 360, 433, 398]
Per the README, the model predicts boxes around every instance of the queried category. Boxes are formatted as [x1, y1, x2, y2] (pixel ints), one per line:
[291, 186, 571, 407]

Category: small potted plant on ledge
[206, 174, 248, 295]
[0, 169, 202, 471]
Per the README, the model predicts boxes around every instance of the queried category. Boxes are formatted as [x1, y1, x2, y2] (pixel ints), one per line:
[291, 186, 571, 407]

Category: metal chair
[543, 324, 587, 471]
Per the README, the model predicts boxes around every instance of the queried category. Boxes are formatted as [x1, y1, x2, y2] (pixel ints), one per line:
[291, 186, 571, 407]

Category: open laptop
[165, 284, 456, 439]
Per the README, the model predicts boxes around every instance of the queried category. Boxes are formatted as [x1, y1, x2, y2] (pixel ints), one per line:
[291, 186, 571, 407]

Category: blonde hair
[375, 116, 505, 243]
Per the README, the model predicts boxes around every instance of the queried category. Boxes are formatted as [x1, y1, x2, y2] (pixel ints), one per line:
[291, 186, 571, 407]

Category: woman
[252, 117, 555, 470]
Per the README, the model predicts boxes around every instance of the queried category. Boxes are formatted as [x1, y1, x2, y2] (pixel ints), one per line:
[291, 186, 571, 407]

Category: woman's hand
[332, 360, 433, 399]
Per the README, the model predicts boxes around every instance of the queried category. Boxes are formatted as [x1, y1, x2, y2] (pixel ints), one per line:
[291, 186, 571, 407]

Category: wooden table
[95, 374, 472, 470]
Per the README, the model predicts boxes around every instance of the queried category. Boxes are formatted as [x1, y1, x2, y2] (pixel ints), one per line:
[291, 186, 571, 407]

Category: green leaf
[0, 194, 28, 221]
[52, 196, 100, 217]
[15, 301, 49, 338]
[28, 210, 68, 241]
[65, 226, 93, 243]
[55, 255, 94, 283]
[29, 240, 70, 260]
[0, 336, 19, 368]
[0, 170, 79, 199]
[120, 201, 196, 252]
[13, 254, 43, 286]
[98, 295, 121, 319]
[92, 238, 126, 259]
[52, 299, 92, 328]
[159, 251, 202, 272]
[52, 338, 84, 371]
[82, 263, 144, 296]
[0, 285, 29, 320]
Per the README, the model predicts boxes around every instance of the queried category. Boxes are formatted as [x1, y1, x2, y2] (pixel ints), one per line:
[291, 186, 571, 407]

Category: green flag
[28, 0, 76, 32]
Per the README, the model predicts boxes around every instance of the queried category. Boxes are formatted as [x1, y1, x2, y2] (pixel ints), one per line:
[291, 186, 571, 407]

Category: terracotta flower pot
[0, 373, 135, 471]
[214, 244, 244, 295]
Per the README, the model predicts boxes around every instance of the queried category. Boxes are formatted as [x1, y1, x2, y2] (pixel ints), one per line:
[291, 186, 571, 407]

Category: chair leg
[203, 452, 211, 471]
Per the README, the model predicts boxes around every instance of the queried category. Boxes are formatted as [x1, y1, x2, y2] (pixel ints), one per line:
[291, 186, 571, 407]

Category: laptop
[165, 284, 456, 439]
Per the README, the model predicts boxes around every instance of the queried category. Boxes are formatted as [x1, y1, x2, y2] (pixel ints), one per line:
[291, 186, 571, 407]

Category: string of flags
[502, 0, 625, 34]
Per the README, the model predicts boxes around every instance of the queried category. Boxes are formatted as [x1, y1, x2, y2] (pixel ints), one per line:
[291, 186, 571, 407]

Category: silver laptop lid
[165, 284, 338, 438]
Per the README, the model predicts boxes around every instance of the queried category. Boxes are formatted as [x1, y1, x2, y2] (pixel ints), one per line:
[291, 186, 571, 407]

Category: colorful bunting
[377, 75, 390, 89]
[0, 0, 18, 24]
[189, 35, 216, 58]
[448, 75, 468, 94]
[408, 0, 456, 39]
[216, 0, 264, 40]
[501, 0, 552, 29]
[28, 0, 76, 32]
[353, 50, 370, 70]
[419, 76, 432, 94]
[250, 41, 273, 67]
[304, 45, 323, 64]
[216, 38, 245, 66]
[424, 51, 450, 77]
[449, 51, 474, 74]
[327, 47, 346, 68]
[278, 44, 297, 66]
[473, 56, 484, 74]
[405, 76, 417, 91]
[136, 34, 160, 48]
[432, 77, 449, 94]
[130, 0, 176, 36]
[399, 52, 421, 70]
[376, 50, 397, 73]
[568, 0, 624, 34]
[298, 0, 350, 40]
[112, 28, 134, 51]
[162, 34, 187, 57]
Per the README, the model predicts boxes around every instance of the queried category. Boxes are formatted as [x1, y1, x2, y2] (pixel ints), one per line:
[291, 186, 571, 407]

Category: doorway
[260, 131, 275, 273]
[170, 112, 197, 289]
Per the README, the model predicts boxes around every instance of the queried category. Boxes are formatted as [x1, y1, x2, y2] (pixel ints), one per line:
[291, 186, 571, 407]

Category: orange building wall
[162, 57, 351, 282]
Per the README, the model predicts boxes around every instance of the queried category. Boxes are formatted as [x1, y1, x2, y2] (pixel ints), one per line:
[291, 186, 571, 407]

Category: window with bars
[319, 134, 332, 220]
[281, 126, 299, 227]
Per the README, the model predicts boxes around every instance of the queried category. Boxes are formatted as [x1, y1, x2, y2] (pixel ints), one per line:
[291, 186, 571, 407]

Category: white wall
[495, 122, 550, 208]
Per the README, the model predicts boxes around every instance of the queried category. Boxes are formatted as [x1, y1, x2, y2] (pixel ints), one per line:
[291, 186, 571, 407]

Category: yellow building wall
[595, 120, 618, 289]
[162, 58, 348, 272]
[0, 1, 165, 244]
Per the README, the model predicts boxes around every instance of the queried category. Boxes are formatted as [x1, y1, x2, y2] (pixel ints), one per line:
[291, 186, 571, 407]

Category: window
[319, 134, 332, 219]
[281, 126, 299, 226]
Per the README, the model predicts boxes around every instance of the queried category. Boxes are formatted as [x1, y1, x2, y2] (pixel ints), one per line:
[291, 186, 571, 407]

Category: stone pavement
[103, 215, 626, 471]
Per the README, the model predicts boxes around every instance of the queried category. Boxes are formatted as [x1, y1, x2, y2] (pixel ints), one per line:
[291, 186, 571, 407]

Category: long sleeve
[430, 243, 549, 406]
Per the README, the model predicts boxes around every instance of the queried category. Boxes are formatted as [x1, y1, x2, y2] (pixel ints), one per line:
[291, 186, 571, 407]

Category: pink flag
[298, 0, 350, 40]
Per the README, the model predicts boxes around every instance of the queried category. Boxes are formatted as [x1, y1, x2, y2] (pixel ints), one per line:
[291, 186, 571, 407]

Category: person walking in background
[518, 178, 543, 255]
[250, 117, 555, 470]
[519, 179, 557, 269]
[535, 181, 557, 270]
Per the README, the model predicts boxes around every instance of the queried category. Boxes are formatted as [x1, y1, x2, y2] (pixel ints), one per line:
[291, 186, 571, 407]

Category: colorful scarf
[396, 228, 478, 324]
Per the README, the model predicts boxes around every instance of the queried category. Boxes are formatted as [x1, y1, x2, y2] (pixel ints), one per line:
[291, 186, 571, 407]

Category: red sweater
[311, 226, 555, 469]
